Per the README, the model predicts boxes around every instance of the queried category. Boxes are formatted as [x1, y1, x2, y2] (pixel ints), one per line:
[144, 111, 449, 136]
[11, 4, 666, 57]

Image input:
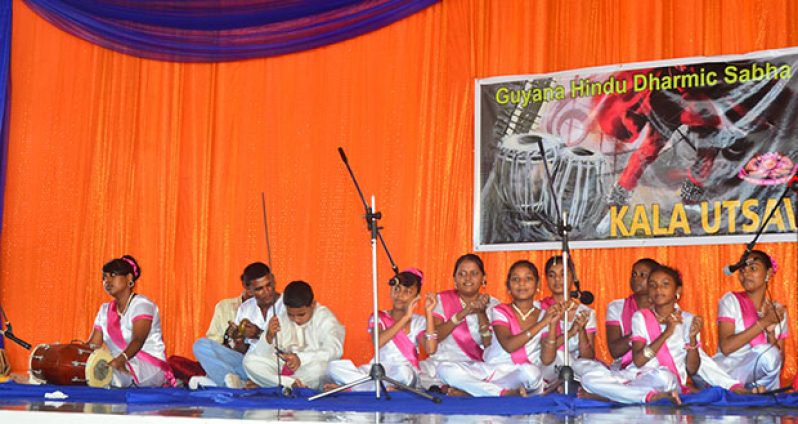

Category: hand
[545, 303, 565, 324]
[558, 301, 577, 322]
[664, 310, 683, 335]
[280, 352, 301, 371]
[424, 293, 437, 314]
[225, 321, 240, 339]
[688, 315, 703, 339]
[571, 310, 589, 333]
[109, 355, 129, 373]
[242, 322, 262, 339]
[405, 296, 421, 319]
[267, 316, 281, 340]
[759, 303, 784, 327]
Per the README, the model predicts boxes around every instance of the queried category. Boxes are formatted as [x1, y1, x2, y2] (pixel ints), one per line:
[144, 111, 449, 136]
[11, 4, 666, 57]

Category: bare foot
[243, 380, 259, 389]
[11, 374, 31, 384]
[732, 385, 765, 395]
[648, 390, 681, 405]
[446, 386, 470, 396]
[577, 387, 610, 401]
[323, 383, 341, 392]
[292, 379, 306, 389]
[501, 388, 528, 397]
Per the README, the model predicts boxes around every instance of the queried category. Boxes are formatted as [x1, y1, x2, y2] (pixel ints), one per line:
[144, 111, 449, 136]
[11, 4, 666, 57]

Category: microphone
[0, 328, 32, 350]
[338, 147, 348, 165]
[723, 251, 750, 276]
[570, 290, 594, 305]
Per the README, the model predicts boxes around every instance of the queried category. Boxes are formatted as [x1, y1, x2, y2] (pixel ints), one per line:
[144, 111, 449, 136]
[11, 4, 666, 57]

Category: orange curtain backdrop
[2, 0, 797, 384]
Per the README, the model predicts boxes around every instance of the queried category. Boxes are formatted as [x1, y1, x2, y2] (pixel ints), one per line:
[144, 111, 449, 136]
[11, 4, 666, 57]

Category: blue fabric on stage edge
[21, 0, 439, 62]
[0, 382, 796, 415]
[0, 0, 10, 284]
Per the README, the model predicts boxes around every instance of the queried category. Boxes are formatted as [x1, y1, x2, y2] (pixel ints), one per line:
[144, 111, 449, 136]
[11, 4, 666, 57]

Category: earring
[676, 293, 681, 300]
[128, 281, 134, 288]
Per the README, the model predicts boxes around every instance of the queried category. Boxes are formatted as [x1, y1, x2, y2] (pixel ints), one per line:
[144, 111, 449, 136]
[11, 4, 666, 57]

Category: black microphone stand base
[308, 363, 441, 403]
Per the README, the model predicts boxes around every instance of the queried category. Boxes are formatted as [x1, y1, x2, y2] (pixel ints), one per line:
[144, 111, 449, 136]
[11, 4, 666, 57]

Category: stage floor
[1, 400, 798, 423]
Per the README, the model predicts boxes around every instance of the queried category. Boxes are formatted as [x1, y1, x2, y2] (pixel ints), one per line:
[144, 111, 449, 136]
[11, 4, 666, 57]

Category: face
[737, 256, 771, 292]
[286, 302, 316, 325]
[250, 275, 276, 307]
[630, 263, 653, 294]
[545, 262, 574, 295]
[103, 272, 132, 297]
[454, 260, 485, 296]
[647, 270, 680, 307]
[390, 284, 420, 311]
[508, 266, 538, 301]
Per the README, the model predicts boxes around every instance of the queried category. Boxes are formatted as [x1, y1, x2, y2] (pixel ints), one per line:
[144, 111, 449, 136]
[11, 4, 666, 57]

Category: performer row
[78, 251, 788, 403]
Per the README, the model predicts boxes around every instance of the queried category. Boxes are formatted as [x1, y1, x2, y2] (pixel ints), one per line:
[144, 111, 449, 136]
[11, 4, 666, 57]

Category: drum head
[500, 132, 562, 160]
[85, 349, 113, 388]
[28, 344, 51, 384]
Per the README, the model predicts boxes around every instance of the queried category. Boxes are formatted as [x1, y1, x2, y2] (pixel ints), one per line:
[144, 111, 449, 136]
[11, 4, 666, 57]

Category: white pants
[540, 353, 605, 383]
[714, 344, 783, 390]
[326, 359, 417, 391]
[436, 361, 543, 396]
[242, 342, 328, 390]
[112, 357, 168, 388]
[580, 365, 678, 404]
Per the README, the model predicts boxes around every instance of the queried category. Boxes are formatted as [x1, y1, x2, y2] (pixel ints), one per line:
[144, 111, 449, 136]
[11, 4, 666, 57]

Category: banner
[475, 48, 798, 251]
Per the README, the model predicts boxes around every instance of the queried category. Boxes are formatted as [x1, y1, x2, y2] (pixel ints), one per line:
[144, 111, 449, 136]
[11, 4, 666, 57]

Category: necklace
[118, 292, 135, 315]
[511, 303, 536, 321]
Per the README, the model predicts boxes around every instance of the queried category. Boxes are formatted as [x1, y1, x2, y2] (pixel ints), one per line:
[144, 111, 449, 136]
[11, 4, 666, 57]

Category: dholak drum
[29, 343, 113, 388]
[492, 132, 563, 222]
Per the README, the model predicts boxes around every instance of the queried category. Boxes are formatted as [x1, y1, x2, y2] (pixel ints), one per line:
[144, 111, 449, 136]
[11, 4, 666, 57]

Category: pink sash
[377, 311, 419, 368]
[107, 301, 177, 386]
[640, 309, 684, 389]
[439, 290, 483, 361]
[732, 292, 767, 347]
[492, 304, 531, 365]
[619, 296, 639, 368]
[539, 297, 556, 310]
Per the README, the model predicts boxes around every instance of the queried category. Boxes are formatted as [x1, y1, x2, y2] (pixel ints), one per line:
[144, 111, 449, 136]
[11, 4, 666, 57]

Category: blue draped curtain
[22, 0, 439, 62]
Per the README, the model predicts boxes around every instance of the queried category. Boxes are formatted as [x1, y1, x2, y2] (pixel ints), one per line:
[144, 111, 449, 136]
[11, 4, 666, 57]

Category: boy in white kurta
[326, 269, 437, 391]
[243, 280, 345, 390]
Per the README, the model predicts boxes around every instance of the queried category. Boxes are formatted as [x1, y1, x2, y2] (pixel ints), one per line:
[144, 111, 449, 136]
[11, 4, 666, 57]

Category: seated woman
[715, 250, 788, 390]
[87, 255, 175, 387]
[326, 268, 437, 391]
[605, 258, 658, 370]
[419, 254, 499, 395]
[580, 265, 755, 404]
[539, 256, 602, 384]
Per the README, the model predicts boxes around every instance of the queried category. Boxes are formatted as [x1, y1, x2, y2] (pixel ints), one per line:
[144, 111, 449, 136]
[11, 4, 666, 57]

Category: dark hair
[452, 254, 485, 277]
[633, 258, 659, 270]
[389, 271, 422, 291]
[747, 250, 773, 271]
[544, 255, 574, 275]
[283, 280, 314, 307]
[241, 262, 271, 286]
[506, 260, 539, 290]
[649, 264, 683, 288]
[103, 255, 141, 281]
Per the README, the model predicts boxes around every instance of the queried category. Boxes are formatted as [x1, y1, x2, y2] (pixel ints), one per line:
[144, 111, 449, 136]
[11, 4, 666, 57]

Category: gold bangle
[450, 314, 462, 325]
[120, 352, 129, 362]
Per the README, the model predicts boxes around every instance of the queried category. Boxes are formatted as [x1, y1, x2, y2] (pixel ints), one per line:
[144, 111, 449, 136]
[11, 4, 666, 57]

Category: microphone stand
[309, 148, 439, 403]
[0, 305, 31, 350]
[536, 137, 577, 396]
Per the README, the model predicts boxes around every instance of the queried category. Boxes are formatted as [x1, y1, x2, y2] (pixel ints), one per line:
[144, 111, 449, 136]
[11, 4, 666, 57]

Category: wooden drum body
[29, 343, 113, 388]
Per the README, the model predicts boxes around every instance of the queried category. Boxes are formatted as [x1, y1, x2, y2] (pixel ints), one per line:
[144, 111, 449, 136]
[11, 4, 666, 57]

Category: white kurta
[234, 296, 285, 349]
[327, 313, 425, 391]
[713, 291, 788, 390]
[92, 295, 172, 387]
[243, 304, 345, 390]
[539, 303, 602, 382]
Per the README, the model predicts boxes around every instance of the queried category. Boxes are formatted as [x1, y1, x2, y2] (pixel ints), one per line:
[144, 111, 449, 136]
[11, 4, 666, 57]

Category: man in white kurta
[244, 300, 345, 390]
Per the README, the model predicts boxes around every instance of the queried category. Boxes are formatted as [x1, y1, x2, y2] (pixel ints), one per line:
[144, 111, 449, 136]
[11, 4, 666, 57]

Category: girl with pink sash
[715, 250, 788, 390]
[87, 256, 175, 388]
[605, 258, 658, 370]
[539, 256, 602, 384]
[419, 254, 499, 395]
[581, 265, 746, 404]
[326, 269, 437, 391]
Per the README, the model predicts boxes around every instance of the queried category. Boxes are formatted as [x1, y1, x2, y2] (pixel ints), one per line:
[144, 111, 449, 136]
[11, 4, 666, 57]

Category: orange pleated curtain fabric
[2, 0, 797, 384]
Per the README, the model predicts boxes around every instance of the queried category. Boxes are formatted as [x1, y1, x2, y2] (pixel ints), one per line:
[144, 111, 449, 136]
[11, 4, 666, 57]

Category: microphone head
[723, 265, 734, 276]
[580, 291, 594, 305]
